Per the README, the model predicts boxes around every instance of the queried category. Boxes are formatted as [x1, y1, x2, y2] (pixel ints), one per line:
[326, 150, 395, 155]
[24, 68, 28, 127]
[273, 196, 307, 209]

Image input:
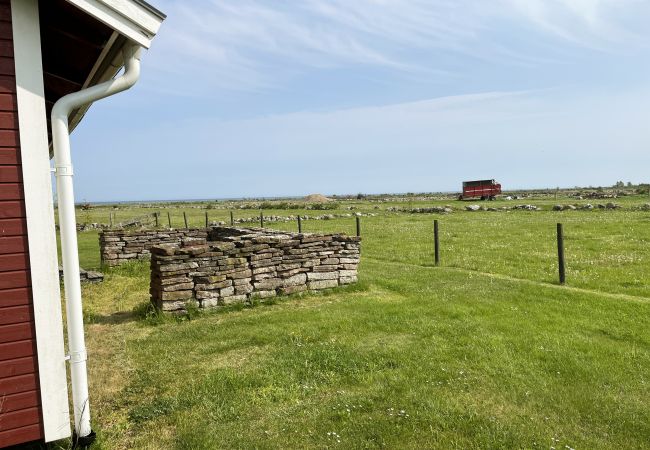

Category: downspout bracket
[55, 165, 74, 176]
[67, 350, 88, 364]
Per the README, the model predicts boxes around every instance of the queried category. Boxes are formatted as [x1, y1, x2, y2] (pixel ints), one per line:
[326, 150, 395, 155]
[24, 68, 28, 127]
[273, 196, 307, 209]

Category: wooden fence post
[109, 212, 113, 228]
[434, 219, 440, 266]
[183, 211, 188, 228]
[154, 212, 159, 228]
[167, 211, 172, 228]
[230, 211, 234, 226]
[557, 223, 566, 284]
[298, 215, 302, 233]
[205, 211, 209, 227]
[356, 216, 361, 237]
[260, 210, 264, 228]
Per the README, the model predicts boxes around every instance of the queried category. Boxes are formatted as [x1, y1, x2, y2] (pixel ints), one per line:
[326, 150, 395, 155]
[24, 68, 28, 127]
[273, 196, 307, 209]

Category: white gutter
[51, 43, 142, 440]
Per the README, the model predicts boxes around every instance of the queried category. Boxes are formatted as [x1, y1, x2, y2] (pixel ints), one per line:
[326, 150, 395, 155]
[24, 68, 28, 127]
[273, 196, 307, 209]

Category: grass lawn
[62, 199, 650, 449]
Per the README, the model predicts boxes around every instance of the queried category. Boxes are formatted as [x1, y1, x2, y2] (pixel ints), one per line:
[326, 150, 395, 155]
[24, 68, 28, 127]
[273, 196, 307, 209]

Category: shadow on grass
[86, 310, 141, 325]
[84, 299, 156, 326]
[87, 281, 373, 328]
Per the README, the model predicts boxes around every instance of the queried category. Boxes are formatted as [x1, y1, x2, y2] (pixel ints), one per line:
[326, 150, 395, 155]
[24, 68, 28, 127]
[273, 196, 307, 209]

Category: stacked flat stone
[150, 227, 360, 312]
[58, 266, 104, 283]
[100, 228, 208, 266]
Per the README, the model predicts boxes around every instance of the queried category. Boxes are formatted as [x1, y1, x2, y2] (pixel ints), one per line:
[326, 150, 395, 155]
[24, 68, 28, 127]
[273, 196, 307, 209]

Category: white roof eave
[64, 0, 165, 48]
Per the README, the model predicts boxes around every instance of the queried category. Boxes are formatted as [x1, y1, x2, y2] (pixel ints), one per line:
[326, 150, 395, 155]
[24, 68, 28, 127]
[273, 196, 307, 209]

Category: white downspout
[51, 43, 142, 440]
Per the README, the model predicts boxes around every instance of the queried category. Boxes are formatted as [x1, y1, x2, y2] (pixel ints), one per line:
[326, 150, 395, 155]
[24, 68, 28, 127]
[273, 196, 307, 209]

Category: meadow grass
[63, 197, 650, 449]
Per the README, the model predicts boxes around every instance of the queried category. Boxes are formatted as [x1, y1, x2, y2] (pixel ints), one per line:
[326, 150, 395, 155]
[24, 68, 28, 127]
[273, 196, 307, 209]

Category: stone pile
[387, 206, 453, 214]
[150, 227, 361, 312]
[100, 228, 208, 266]
[552, 203, 620, 211]
[58, 267, 104, 283]
[465, 204, 541, 212]
[76, 223, 106, 231]
[231, 212, 376, 225]
[513, 204, 540, 211]
[582, 192, 619, 199]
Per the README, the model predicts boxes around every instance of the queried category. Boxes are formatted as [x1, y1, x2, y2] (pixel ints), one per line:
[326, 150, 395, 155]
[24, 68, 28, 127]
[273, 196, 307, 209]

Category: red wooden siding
[0, 2, 45, 447]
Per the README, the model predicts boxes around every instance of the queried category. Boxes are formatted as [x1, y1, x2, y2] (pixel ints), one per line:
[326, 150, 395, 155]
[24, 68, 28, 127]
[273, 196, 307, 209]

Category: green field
[63, 194, 650, 449]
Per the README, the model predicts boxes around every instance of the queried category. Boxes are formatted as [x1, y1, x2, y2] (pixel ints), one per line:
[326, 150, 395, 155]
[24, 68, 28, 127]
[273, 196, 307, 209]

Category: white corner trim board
[64, 0, 164, 48]
[10, 0, 71, 443]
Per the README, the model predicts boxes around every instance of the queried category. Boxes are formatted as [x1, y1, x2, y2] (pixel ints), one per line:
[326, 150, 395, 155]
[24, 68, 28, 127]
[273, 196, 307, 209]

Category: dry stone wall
[100, 228, 208, 266]
[150, 227, 360, 312]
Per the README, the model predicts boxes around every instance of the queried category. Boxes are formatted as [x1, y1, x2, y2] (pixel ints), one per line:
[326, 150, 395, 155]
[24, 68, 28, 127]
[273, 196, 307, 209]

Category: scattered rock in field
[59, 266, 104, 283]
[387, 206, 451, 214]
[76, 222, 108, 231]
[584, 192, 618, 199]
[606, 202, 619, 209]
[121, 218, 143, 227]
[461, 203, 540, 212]
[84, 270, 105, 282]
[553, 204, 595, 211]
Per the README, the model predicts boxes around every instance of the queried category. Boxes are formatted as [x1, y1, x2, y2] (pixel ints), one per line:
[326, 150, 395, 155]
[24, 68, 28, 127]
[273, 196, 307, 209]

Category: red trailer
[459, 179, 502, 200]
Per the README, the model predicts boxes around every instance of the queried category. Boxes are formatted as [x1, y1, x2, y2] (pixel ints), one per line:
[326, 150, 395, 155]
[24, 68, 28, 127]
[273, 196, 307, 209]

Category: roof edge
[133, 0, 165, 20]
[65, 0, 165, 48]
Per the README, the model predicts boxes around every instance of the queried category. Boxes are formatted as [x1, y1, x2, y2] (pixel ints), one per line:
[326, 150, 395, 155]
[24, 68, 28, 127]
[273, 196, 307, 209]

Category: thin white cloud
[507, 0, 650, 49]
[144, 0, 650, 94]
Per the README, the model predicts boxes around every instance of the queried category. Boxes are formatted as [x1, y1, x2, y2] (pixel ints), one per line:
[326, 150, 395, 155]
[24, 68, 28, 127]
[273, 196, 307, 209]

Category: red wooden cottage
[0, 0, 164, 447]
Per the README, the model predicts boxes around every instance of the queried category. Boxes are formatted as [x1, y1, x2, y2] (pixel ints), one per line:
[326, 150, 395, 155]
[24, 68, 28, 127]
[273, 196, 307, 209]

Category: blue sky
[69, 0, 650, 202]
